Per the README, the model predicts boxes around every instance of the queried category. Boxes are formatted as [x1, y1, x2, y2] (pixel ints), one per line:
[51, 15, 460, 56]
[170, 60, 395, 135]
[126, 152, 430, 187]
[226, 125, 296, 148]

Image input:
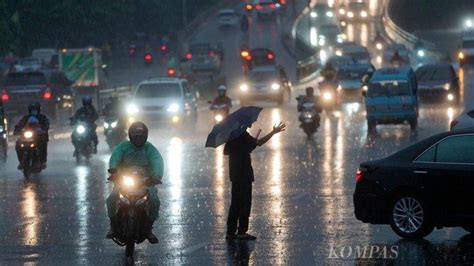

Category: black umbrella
[205, 106, 263, 148]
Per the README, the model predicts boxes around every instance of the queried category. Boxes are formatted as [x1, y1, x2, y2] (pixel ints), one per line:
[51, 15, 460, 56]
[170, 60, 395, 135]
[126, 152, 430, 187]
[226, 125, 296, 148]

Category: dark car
[415, 63, 460, 105]
[354, 130, 474, 239]
[1, 70, 73, 118]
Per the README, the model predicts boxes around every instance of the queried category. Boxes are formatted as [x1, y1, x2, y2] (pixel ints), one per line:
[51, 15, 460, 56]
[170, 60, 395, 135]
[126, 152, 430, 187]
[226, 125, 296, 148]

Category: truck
[59, 47, 106, 109]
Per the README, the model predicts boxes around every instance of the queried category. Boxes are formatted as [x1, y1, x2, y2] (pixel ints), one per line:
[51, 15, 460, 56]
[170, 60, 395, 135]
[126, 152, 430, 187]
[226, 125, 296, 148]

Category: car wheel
[410, 119, 418, 131]
[390, 195, 433, 239]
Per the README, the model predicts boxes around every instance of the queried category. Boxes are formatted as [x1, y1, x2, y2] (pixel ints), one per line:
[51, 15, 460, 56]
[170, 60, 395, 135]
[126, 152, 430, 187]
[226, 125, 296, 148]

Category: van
[364, 67, 418, 132]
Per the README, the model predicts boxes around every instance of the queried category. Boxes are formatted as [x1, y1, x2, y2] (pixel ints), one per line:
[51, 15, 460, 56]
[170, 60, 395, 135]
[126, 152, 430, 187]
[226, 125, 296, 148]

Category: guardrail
[383, 0, 439, 57]
[296, 54, 320, 84]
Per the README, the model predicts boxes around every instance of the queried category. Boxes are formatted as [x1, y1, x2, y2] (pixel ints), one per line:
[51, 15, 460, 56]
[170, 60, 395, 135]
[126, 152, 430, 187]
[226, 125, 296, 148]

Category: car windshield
[135, 83, 181, 98]
[319, 25, 339, 35]
[190, 44, 210, 55]
[416, 67, 451, 81]
[250, 71, 277, 82]
[368, 81, 411, 97]
[4, 73, 47, 86]
[337, 67, 369, 79]
[349, 51, 369, 60]
[462, 40, 474, 48]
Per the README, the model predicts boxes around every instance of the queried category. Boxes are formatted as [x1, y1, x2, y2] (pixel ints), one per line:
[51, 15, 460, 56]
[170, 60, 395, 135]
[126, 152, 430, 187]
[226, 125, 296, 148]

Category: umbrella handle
[255, 129, 262, 139]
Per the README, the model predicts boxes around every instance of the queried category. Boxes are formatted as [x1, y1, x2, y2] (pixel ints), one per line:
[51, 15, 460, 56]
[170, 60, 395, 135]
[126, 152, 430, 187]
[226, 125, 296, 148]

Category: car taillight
[185, 52, 192, 60]
[144, 53, 152, 62]
[267, 52, 274, 60]
[167, 68, 176, 77]
[450, 120, 459, 130]
[43, 89, 52, 100]
[1, 90, 9, 102]
[280, 0, 286, 4]
[269, 3, 276, 9]
[160, 45, 167, 52]
[256, 4, 263, 10]
[355, 168, 364, 183]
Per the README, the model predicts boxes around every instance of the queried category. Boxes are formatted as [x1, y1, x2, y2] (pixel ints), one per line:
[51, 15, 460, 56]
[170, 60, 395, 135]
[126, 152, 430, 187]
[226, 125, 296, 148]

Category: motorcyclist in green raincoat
[106, 122, 163, 244]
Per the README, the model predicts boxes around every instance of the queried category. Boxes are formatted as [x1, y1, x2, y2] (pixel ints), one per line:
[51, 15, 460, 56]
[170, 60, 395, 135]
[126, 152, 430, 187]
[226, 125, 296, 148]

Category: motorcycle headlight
[24, 131, 33, 139]
[271, 83, 280, 90]
[0, 126, 3, 133]
[443, 83, 450, 91]
[104, 122, 109, 129]
[127, 104, 139, 115]
[326, 11, 333, 17]
[167, 103, 180, 113]
[447, 93, 454, 101]
[215, 114, 223, 122]
[111, 121, 118, 128]
[360, 10, 368, 17]
[323, 92, 333, 101]
[240, 84, 248, 92]
[458, 51, 465, 60]
[76, 125, 86, 134]
[123, 176, 135, 187]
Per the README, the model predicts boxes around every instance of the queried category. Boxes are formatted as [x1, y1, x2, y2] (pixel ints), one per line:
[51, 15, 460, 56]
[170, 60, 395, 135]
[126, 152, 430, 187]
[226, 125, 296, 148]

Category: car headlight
[24, 131, 33, 139]
[310, 11, 317, 18]
[458, 51, 465, 60]
[104, 122, 109, 129]
[76, 125, 86, 134]
[360, 10, 368, 17]
[240, 84, 249, 92]
[326, 11, 333, 17]
[123, 176, 135, 187]
[318, 38, 326, 46]
[271, 83, 280, 90]
[127, 104, 139, 115]
[167, 103, 180, 113]
[447, 93, 454, 101]
[443, 83, 450, 91]
[335, 50, 343, 56]
[339, 8, 346, 15]
[417, 50, 425, 58]
[111, 121, 118, 128]
[376, 43, 383, 50]
[347, 11, 354, 18]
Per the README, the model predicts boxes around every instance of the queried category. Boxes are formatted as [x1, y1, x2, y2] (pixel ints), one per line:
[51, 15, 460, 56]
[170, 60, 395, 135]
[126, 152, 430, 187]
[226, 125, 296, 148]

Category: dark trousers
[227, 182, 252, 235]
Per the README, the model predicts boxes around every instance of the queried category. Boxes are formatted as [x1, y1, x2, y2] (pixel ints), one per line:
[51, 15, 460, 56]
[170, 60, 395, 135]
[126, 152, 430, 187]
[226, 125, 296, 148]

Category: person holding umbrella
[205, 106, 286, 241]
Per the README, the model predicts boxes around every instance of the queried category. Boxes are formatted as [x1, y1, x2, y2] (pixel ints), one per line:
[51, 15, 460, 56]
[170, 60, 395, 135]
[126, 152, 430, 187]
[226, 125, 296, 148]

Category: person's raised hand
[272, 122, 286, 134]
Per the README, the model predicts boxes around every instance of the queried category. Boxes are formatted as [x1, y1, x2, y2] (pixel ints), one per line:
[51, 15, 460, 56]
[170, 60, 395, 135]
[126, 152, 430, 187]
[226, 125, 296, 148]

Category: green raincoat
[106, 141, 164, 221]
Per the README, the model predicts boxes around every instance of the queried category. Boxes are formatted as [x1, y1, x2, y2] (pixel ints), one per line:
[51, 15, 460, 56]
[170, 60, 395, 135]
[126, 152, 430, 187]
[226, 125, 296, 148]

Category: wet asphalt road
[2, 1, 474, 265]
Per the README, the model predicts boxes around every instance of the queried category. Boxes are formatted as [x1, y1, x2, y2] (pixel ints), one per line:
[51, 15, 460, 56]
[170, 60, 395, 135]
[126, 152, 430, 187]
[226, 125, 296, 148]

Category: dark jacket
[72, 106, 99, 125]
[297, 96, 323, 113]
[211, 96, 232, 108]
[224, 131, 257, 183]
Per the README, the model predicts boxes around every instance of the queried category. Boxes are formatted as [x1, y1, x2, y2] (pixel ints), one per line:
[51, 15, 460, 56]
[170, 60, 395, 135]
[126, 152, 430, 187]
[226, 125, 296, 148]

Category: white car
[451, 106, 474, 131]
[14, 57, 43, 72]
[127, 78, 198, 124]
[217, 9, 239, 27]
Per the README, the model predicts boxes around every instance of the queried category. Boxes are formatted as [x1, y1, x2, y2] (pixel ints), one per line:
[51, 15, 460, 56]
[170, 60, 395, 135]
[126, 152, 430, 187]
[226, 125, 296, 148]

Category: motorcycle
[71, 118, 95, 163]
[296, 97, 321, 139]
[208, 101, 230, 124]
[0, 124, 7, 164]
[17, 129, 42, 178]
[108, 170, 152, 259]
[318, 80, 341, 111]
[104, 116, 126, 150]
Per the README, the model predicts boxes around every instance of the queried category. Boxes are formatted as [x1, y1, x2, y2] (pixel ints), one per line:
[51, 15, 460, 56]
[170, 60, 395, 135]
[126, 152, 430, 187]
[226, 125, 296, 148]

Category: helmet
[305, 87, 314, 96]
[82, 96, 93, 106]
[28, 102, 41, 116]
[128, 122, 148, 147]
[217, 85, 227, 96]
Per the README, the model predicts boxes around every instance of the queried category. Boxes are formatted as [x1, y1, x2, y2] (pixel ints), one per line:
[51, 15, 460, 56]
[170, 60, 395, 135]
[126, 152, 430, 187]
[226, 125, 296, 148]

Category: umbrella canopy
[205, 106, 263, 148]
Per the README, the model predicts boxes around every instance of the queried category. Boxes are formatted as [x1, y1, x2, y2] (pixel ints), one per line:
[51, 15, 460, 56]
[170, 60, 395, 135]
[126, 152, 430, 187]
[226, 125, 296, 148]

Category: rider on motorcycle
[320, 63, 337, 82]
[210, 85, 232, 114]
[14, 102, 50, 169]
[71, 96, 99, 153]
[106, 122, 163, 244]
[15, 116, 45, 168]
[297, 87, 323, 113]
